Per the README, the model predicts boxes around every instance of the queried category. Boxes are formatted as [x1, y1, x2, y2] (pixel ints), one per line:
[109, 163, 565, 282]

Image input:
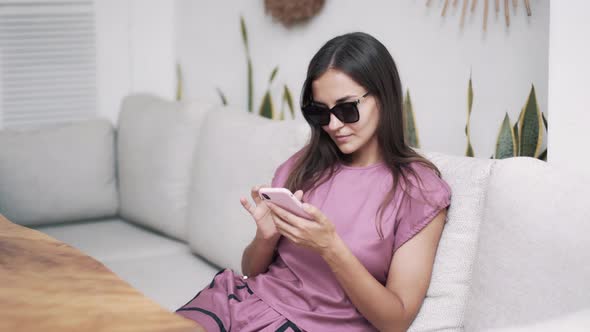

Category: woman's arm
[241, 234, 279, 277]
[321, 210, 446, 332]
[266, 201, 446, 331]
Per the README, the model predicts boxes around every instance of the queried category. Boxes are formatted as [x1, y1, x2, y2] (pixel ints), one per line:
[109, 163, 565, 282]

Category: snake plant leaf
[240, 15, 249, 52]
[538, 149, 547, 161]
[283, 85, 295, 119]
[495, 113, 517, 159]
[175, 63, 183, 101]
[403, 89, 420, 148]
[466, 143, 474, 157]
[269, 67, 279, 84]
[465, 75, 474, 157]
[518, 85, 543, 157]
[542, 112, 548, 130]
[216, 88, 228, 106]
[240, 16, 253, 112]
[467, 75, 474, 117]
[259, 91, 274, 119]
[513, 120, 520, 156]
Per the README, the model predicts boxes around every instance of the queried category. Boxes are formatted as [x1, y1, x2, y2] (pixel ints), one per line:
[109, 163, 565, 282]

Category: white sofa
[0, 94, 588, 331]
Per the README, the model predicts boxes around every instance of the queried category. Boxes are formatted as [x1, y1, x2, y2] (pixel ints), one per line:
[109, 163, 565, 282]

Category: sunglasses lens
[303, 105, 330, 126]
[333, 103, 359, 123]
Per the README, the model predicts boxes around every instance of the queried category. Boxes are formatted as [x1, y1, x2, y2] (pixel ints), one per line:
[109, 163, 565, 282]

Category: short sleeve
[392, 165, 452, 253]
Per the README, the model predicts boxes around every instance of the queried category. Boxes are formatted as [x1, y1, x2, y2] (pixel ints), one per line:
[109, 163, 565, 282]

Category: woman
[177, 32, 452, 332]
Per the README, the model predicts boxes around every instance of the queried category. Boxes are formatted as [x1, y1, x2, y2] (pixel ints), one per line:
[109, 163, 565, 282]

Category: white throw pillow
[117, 94, 211, 241]
[186, 107, 309, 273]
[0, 119, 118, 226]
[407, 150, 495, 332]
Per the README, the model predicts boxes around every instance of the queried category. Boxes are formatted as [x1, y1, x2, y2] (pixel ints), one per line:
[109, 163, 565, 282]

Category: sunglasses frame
[302, 91, 370, 126]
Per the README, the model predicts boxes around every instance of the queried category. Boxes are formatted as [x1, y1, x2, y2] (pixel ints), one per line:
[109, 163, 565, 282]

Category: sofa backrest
[186, 106, 310, 272]
[117, 94, 211, 242]
[465, 157, 590, 331]
[0, 119, 118, 226]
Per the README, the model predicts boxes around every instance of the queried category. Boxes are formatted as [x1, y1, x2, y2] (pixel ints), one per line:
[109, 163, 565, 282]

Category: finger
[293, 189, 304, 201]
[250, 184, 269, 204]
[301, 203, 325, 223]
[272, 213, 300, 243]
[240, 197, 255, 216]
[267, 202, 308, 229]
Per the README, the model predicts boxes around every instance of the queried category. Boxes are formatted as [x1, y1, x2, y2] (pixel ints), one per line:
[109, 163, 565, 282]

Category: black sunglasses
[302, 92, 370, 126]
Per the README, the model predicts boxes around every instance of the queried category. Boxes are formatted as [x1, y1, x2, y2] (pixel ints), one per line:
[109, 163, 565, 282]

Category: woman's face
[311, 68, 381, 160]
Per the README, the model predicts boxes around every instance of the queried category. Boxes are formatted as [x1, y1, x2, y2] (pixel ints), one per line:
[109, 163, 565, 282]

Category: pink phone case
[258, 187, 313, 219]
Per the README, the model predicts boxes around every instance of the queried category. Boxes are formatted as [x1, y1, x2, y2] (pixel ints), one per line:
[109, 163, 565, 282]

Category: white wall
[547, 1, 590, 172]
[176, 0, 549, 158]
[95, 0, 175, 124]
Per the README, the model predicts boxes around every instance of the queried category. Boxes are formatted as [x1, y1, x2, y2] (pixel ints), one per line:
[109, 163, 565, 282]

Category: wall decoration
[426, 0, 532, 31]
[264, 0, 325, 27]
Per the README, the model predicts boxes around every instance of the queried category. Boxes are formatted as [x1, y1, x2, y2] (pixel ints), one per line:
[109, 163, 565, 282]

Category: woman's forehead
[311, 69, 364, 103]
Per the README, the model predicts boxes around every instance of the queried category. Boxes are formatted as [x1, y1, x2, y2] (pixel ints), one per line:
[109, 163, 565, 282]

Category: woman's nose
[327, 113, 344, 131]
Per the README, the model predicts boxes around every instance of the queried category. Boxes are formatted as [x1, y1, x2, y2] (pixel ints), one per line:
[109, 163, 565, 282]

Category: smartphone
[258, 187, 313, 219]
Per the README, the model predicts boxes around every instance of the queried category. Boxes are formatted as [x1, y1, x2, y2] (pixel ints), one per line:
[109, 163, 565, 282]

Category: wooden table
[0, 214, 205, 332]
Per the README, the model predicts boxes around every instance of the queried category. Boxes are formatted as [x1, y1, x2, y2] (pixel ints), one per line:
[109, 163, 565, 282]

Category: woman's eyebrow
[314, 95, 357, 106]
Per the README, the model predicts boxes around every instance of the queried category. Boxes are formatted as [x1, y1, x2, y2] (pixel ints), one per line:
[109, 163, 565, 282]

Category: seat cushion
[103, 252, 220, 311]
[0, 119, 118, 226]
[35, 218, 187, 262]
[405, 150, 495, 332]
[35, 218, 220, 311]
[480, 307, 590, 332]
[117, 94, 211, 241]
[465, 157, 590, 330]
[187, 107, 309, 273]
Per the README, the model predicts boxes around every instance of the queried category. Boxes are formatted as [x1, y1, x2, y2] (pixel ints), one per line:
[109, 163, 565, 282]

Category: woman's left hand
[266, 201, 338, 255]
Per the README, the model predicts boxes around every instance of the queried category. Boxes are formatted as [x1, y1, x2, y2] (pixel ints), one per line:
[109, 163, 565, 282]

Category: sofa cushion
[405, 150, 495, 332]
[187, 107, 309, 273]
[0, 119, 118, 226]
[481, 308, 590, 332]
[117, 94, 210, 241]
[464, 157, 590, 331]
[35, 218, 187, 261]
[103, 252, 220, 312]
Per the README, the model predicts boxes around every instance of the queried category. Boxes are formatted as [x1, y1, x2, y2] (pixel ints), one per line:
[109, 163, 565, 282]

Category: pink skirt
[175, 269, 304, 332]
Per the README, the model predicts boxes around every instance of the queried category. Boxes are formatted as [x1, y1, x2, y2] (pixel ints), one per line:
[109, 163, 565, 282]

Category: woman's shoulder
[401, 161, 451, 205]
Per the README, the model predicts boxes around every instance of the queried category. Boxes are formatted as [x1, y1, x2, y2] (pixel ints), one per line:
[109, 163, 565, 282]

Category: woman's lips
[335, 134, 352, 143]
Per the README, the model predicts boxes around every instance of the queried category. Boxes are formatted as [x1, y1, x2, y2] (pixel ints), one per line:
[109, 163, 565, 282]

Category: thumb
[293, 189, 304, 201]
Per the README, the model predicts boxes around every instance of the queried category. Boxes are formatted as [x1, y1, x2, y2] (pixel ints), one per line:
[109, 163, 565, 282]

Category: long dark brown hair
[285, 32, 443, 239]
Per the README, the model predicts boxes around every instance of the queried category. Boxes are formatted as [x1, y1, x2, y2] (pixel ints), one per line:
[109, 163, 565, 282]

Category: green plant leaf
[403, 89, 420, 148]
[175, 63, 182, 101]
[240, 15, 249, 52]
[283, 85, 295, 119]
[269, 67, 279, 84]
[538, 149, 547, 161]
[495, 113, 517, 159]
[467, 75, 473, 117]
[259, 91, 274, 119]
[216, 88, 228, 106]
[513, 119, 520, 156]
[465, 75, 474, 157]
[518, 85, 543, 157]
[542, 111, 548, 130]
[466, 143, 474, 157]
[247, 57, 253, 112]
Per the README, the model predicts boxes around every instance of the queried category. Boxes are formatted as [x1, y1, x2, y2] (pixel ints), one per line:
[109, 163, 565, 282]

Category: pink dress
[176, 152, 452, 331]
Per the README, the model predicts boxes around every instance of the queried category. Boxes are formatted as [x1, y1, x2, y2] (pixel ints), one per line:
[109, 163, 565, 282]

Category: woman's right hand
[240, 185, 303, 244]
